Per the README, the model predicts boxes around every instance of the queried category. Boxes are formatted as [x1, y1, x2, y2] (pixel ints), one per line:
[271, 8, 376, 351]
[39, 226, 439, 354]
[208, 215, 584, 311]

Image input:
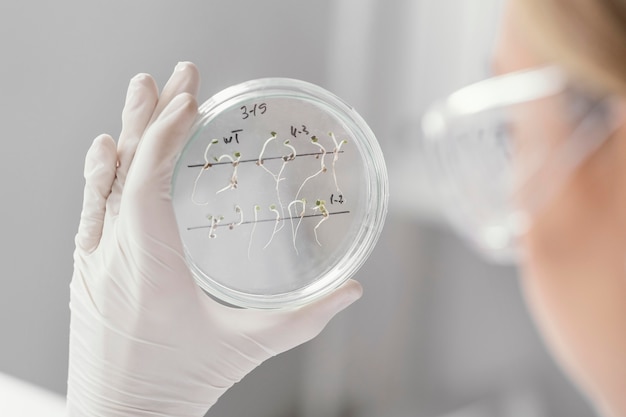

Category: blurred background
[0, 1, 599, 416]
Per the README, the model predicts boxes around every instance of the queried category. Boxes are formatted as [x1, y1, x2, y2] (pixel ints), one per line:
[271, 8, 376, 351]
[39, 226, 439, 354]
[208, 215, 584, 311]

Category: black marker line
[186, 210, 350, 231]
[187, 150, 344, 168]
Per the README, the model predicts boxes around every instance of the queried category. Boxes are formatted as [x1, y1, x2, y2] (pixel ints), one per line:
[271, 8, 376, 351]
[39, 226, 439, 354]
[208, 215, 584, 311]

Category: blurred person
[423, 0, 626, 415]
[503, 1, 626, 416]
[63, 1, 626, 417]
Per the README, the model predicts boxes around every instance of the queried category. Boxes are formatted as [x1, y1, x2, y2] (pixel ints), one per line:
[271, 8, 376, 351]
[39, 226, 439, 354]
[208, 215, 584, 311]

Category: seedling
[256, 132, 278, 180]
[229, 205, 243, 230]
[247, 204, 261, 259]
[312, 199, 329, 246]
[264, 204, 282, 249]
[216, 151, 242, 194]
[295, 136, 327, 200]
[287, 198, 307, 254]
[276, 140, 297, 190]
[191, 139, 219, 205]
[207, 214, 224, 239]
[329, 132, 348, 194]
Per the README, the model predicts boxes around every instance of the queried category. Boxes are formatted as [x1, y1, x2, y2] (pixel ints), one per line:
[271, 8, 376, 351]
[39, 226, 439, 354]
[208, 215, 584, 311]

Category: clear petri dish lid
[172, 78, 388, 309]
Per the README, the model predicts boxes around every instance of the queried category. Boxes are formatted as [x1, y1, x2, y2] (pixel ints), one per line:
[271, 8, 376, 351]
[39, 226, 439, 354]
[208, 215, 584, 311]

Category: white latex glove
[67, 62, 363, 417]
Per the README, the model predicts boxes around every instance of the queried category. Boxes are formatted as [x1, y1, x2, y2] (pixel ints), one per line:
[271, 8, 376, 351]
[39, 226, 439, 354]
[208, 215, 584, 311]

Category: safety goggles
[421, 66, 621, 263]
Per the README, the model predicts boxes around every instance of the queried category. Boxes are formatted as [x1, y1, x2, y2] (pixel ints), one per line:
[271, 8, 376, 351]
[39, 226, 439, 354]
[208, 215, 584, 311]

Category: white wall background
[0, 1, 598, 416]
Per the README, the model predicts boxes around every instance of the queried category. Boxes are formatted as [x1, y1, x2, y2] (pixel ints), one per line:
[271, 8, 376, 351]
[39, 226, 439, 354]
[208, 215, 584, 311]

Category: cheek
[518, 135, 626, 408]
[521, 134, 626, 268]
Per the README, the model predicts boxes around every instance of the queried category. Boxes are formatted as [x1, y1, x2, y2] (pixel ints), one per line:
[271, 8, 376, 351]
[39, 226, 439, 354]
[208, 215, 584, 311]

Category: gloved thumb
[75, 134, 117, 254]
[258, 279, 363, 355]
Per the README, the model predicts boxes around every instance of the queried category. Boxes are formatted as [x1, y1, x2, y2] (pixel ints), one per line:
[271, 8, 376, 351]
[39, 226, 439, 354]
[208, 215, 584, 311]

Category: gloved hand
[67, 62, 363, 417]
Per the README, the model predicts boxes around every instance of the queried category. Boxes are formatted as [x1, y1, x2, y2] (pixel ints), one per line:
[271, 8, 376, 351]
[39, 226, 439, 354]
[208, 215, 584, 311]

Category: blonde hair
[517, 0, 626, 95]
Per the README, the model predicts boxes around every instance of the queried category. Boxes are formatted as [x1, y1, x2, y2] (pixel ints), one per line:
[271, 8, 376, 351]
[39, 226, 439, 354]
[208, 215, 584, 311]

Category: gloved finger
[107, 74, 158, 218]
[75, 134, 118, 254]
[120, 93, 197, 239]
[116, 73, 158, 190]
[126, 92, 198, 191]
[290, 278, 362, 335]
[148, 62, 200, 125]
[256, 279, 363, 354]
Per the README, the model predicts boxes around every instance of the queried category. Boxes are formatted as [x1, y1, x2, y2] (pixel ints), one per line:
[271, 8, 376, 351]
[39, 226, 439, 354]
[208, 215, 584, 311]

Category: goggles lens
[421, 66, 618, 263]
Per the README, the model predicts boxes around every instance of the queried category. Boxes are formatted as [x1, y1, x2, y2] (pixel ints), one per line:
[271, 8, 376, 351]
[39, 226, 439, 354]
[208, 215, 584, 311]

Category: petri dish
[172, 78, 388, 309]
